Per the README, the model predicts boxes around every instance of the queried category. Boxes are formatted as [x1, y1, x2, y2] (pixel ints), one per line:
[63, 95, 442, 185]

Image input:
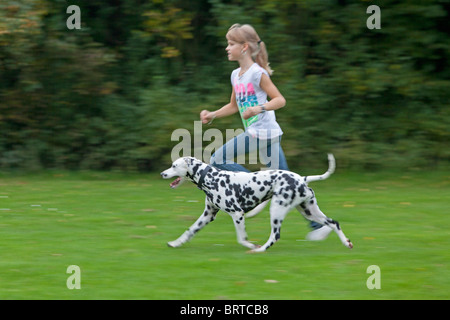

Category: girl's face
[226, 38, 245, 61]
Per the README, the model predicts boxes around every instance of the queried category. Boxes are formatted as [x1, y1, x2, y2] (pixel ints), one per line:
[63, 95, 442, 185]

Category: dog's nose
[160, 172, 166, 178]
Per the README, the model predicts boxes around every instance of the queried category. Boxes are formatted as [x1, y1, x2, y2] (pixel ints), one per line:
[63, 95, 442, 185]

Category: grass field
[0, 168, 448, 300]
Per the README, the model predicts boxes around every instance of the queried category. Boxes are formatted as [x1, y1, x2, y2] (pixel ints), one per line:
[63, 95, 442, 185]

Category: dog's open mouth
[170, 177, 182, 189]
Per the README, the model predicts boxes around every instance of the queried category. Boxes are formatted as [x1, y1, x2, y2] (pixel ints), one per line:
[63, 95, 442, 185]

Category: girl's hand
[242, 106, 261, 120]
[200, 110, 216, 124]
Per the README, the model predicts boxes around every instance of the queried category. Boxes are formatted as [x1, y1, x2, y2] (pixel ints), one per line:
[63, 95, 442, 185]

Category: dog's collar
[196, 165, 213, 190]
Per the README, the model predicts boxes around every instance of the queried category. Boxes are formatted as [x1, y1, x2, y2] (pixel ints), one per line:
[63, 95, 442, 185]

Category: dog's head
[160, 157, 198, 189]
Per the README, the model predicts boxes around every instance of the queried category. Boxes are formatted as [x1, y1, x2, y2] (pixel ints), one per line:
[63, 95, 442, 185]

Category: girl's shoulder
[231, 67, 241, 78]
[231, 64, 268, 79]
[252, 63, 269, 77]
[251, 63, 269, 86]
[230, 67, 240, 85]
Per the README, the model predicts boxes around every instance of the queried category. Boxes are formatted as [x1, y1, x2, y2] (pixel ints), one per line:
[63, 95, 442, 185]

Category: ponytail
[253, 40, 273, 76]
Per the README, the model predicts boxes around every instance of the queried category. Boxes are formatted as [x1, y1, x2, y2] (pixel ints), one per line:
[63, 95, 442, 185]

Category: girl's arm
[242, 74, 286, 120]
[200, 89, 239, 124]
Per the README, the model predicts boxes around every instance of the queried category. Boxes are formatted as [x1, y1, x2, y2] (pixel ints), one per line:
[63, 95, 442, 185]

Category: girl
[200, 23, 288, 173]
[200, 23, 287, 218]
[199, 24, 331, 240]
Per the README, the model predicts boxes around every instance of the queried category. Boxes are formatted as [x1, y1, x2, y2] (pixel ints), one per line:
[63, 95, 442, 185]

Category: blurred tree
[0, 0, 448, 171]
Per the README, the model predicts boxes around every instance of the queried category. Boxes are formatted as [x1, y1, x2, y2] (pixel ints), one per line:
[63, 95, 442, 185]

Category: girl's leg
[210, 132, 259, 172]
[246, 136, 287, 218]
[259, 136, 289, 171]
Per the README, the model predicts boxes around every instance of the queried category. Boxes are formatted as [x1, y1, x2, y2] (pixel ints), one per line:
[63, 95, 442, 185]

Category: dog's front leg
[250, 202, 290, 253]
[229, 212, 260, 250]
[168, 198, 219, 248]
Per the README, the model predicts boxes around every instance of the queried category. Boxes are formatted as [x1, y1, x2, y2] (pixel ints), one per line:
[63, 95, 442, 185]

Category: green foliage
[0, 0, 449, 171]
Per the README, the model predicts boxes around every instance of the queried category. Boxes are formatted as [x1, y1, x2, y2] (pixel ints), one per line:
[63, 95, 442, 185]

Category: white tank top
[231, 63, 283, 139]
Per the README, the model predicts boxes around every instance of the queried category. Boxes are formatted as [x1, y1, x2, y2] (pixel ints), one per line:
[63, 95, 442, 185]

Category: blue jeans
[210, 131, 289, 172]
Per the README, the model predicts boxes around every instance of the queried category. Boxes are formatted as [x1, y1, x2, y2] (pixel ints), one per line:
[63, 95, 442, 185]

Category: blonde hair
[226, 24, 273, 75]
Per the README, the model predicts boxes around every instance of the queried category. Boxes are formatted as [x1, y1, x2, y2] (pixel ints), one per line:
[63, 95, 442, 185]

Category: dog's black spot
[298, 184, 306, 197]
[225, 198, 235, 208]
[336, 223, 341, 230]
[241, 186, 255, 198]
[205, 191, 214, 201]
[230, 183, 241, 195]
[275, 232, 281, 240]
[281, 173, 297, 186]
[192, 163, 201, 175]
[210, 181, 219, 191]
[323, 218, 339, 229]
[273, 219, 278, 225]
[304, 209, 311, 216]
[290, 190, 297, 201]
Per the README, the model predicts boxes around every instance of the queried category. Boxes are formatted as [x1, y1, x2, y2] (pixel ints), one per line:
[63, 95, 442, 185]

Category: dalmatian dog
[160, 154, 353, 252]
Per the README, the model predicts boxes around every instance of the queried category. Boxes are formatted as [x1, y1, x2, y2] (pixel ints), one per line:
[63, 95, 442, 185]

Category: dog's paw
[167, 241, 181, 248]
[346, 239, 353, 249]
[241, 241, 261, 250]
[247, 246, 265, 254]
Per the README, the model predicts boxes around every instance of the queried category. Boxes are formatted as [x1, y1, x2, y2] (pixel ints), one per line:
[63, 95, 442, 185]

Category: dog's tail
[303, 153, 336, 184]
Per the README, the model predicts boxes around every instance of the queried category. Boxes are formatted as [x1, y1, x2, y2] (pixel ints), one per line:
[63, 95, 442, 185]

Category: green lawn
[0, 169, 448, 299]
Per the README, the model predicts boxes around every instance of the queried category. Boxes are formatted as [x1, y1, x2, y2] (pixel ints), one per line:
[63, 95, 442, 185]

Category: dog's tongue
[170, 177, 181, 188]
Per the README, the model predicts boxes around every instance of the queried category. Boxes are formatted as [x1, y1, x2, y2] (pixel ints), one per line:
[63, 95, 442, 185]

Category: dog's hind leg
[168, 198, 219, 248]
[296, 201, 353, 249]
[296, 201, 332, 241]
